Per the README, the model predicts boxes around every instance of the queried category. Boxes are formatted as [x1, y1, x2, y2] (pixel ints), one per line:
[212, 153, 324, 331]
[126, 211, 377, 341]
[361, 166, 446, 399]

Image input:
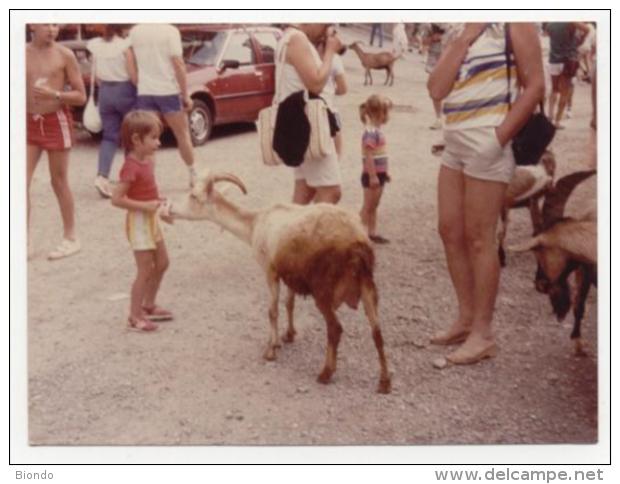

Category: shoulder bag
[83, 56, 103, 133]
[505, 24, 555, 166]
[257, 31, 332, 166]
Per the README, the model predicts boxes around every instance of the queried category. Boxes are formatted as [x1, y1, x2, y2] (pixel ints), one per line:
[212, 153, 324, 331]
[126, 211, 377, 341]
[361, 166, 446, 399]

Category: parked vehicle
[181, 25, 281, 145]
[62, 24, 281, 146]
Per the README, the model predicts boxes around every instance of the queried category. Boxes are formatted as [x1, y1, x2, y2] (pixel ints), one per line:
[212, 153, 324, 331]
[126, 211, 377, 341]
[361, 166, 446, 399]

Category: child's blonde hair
[359, 95, 392, 124]
[120, 110, 163, 152]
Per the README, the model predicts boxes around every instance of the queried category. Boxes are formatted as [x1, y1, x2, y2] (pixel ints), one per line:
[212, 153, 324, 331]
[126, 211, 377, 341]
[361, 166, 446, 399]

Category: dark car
[63, 24, 281, 146]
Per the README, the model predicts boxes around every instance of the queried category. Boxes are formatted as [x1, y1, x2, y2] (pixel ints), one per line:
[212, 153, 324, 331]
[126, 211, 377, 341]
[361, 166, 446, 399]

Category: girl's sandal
[142, 305, 174, 322]
[128, 316, 158, 332]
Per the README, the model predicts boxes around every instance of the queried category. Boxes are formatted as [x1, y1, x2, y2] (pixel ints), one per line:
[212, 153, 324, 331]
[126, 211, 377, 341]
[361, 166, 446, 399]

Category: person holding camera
[275, 24, 344, 205]
[427, 23, 544, 365]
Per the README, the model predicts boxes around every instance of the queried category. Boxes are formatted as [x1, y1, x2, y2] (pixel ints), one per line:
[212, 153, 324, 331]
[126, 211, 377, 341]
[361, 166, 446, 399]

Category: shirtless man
[26, 24, 86, 260]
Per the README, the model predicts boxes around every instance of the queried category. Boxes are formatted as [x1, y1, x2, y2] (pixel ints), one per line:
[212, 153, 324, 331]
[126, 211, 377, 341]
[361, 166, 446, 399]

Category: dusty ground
[27, 27, 598, 448]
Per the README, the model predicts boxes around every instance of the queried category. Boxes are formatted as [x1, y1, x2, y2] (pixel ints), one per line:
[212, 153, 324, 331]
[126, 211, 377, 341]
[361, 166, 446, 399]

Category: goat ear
[213, 173, 248, 195]
[508, 236, 541, 253]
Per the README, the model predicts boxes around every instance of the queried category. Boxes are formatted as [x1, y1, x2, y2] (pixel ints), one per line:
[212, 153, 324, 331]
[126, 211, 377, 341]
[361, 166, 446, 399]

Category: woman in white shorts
[275, 24, 344, 204]
[427, 23, 544, 365]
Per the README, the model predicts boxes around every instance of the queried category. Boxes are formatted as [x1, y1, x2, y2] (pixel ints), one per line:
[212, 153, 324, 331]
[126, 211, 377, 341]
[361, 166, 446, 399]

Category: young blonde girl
[111, 110, 173, 332]
[359, 95, 392, 244]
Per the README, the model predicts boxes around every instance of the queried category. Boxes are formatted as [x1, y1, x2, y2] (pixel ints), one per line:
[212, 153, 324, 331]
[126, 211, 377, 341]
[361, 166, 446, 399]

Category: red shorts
[27, 108, 75, 151]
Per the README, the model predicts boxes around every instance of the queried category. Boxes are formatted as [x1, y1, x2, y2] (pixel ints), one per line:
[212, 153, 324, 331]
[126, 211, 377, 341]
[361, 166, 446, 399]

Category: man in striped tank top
[428, 23, 545, 365]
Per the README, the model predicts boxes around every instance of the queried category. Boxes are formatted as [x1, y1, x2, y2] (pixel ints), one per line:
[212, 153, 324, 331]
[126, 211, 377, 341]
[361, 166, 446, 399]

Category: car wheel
[188, 99, 213, 146]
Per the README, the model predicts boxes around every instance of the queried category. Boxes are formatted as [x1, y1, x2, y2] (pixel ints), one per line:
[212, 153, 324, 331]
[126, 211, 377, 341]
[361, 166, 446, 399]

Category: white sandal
[48, 238, 81, 260]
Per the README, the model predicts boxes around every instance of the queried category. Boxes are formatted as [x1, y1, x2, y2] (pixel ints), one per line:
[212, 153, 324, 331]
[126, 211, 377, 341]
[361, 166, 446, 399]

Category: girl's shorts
[361, 172, 390, 188]
[126, 210, 163, 251]
[294, 144, 342, 188]
[442, 126, 515, 184]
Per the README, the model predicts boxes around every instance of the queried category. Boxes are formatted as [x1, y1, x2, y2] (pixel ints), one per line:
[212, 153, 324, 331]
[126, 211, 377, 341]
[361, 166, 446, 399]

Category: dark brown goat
[510, 170, 597, 355]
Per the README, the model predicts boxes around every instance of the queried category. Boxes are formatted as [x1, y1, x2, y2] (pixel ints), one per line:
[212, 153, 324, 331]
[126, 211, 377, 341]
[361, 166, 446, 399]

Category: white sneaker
[430, 119, 442, 130]
[48, 238, 81, 261]
[94, 176, 112, 198]
[565, 109, 572, 119]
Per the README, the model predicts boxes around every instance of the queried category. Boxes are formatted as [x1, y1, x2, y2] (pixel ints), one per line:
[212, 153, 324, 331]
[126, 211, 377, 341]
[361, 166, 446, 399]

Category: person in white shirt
[87, 24, 137, 198]
[392, 22, 409, 58]
[315, 38, 347, 158]
[276, 24, 344, 206]
[129, 23, 196, 186]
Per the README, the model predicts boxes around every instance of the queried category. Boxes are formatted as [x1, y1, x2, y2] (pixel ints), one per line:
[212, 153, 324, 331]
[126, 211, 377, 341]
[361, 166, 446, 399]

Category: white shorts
[294, 146, 341, 187]
[549, 62, 564, 77]
[442, 126, 515, 184]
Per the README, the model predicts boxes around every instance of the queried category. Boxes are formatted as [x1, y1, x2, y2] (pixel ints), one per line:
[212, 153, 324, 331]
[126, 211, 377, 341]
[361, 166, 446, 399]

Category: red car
[182, 25, 281, 145]
[64, 24, 281, 146]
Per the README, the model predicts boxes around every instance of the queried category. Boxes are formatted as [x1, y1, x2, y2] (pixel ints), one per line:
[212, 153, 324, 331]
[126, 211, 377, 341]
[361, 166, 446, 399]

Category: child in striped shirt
[359, 95, 392, 244]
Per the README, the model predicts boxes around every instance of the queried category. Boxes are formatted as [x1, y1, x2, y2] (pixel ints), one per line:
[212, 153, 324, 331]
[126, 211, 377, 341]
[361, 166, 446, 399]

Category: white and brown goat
[510, 169, 597, 355]
[349, 41, 396, 86]
[498, 151, 557, 266]
[168, 172, 391, 393]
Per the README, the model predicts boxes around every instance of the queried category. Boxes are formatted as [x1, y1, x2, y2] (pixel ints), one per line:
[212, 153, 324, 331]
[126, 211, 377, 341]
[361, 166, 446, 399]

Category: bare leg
[435, 166, 474, 342]
[548, 76, 560, 122]
[447, 175, 507, 363]
[47, 150, 76, 241]
[314, 185, 341, 204]
[555, 76, 572, 126]
[362, 186, 383, 237]
[131, 250, 155, 320]
[27, 144, 44, 234]
[163, 111, 195, 167]
[142, 240, 170, 308]
[292, 179, 316, 205]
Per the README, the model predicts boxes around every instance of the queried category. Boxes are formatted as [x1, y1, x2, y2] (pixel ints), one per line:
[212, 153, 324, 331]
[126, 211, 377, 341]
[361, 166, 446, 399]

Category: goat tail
[350, 241, 378, 306]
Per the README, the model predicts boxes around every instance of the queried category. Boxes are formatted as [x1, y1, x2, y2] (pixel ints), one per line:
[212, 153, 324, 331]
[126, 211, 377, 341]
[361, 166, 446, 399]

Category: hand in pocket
[477, 127, 504, 160]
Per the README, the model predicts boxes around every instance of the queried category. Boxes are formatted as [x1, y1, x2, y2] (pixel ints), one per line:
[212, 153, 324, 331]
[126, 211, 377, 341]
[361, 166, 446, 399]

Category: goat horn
[205, 173, 247, 197]
[507, 235, 542, 253]
[541, 169, 596, 230]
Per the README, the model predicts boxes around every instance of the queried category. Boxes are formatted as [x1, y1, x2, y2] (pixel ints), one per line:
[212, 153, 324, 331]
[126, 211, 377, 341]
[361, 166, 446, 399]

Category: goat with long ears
[510, 169, 597, 355]
[167, 171, 392, 393]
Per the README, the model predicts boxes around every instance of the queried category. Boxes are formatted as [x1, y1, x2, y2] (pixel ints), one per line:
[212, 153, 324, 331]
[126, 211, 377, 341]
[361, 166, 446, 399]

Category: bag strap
[274, 29, 296, 105]
[504, 23, 545, 113]
[89, 56, 97, 103]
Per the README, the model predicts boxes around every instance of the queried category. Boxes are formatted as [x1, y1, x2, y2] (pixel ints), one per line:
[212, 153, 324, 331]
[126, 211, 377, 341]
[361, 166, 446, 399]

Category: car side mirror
[218, 59, 241, 73]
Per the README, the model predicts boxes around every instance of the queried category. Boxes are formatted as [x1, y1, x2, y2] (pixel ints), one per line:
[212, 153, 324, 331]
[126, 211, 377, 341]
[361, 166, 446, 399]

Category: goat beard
[548, 279, 571, 322]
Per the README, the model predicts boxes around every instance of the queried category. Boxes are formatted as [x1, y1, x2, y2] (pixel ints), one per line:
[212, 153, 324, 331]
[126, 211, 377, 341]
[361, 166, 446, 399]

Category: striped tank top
[361, 127, 388, 173]
[443, 23, 517, 131]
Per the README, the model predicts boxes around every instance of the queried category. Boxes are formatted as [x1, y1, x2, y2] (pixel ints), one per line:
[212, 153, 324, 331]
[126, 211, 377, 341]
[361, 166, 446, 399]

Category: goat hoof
[377, 378, 392, 394]
[317, 370, 333, 384]
[282, 330, 296, 343]
[572, 339, 588, 357]
[263, 347, 277, 361]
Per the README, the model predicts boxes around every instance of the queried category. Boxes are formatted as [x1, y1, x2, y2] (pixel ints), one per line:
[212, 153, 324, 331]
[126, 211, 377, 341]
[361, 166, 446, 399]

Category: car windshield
[183, 31, 227, 66]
